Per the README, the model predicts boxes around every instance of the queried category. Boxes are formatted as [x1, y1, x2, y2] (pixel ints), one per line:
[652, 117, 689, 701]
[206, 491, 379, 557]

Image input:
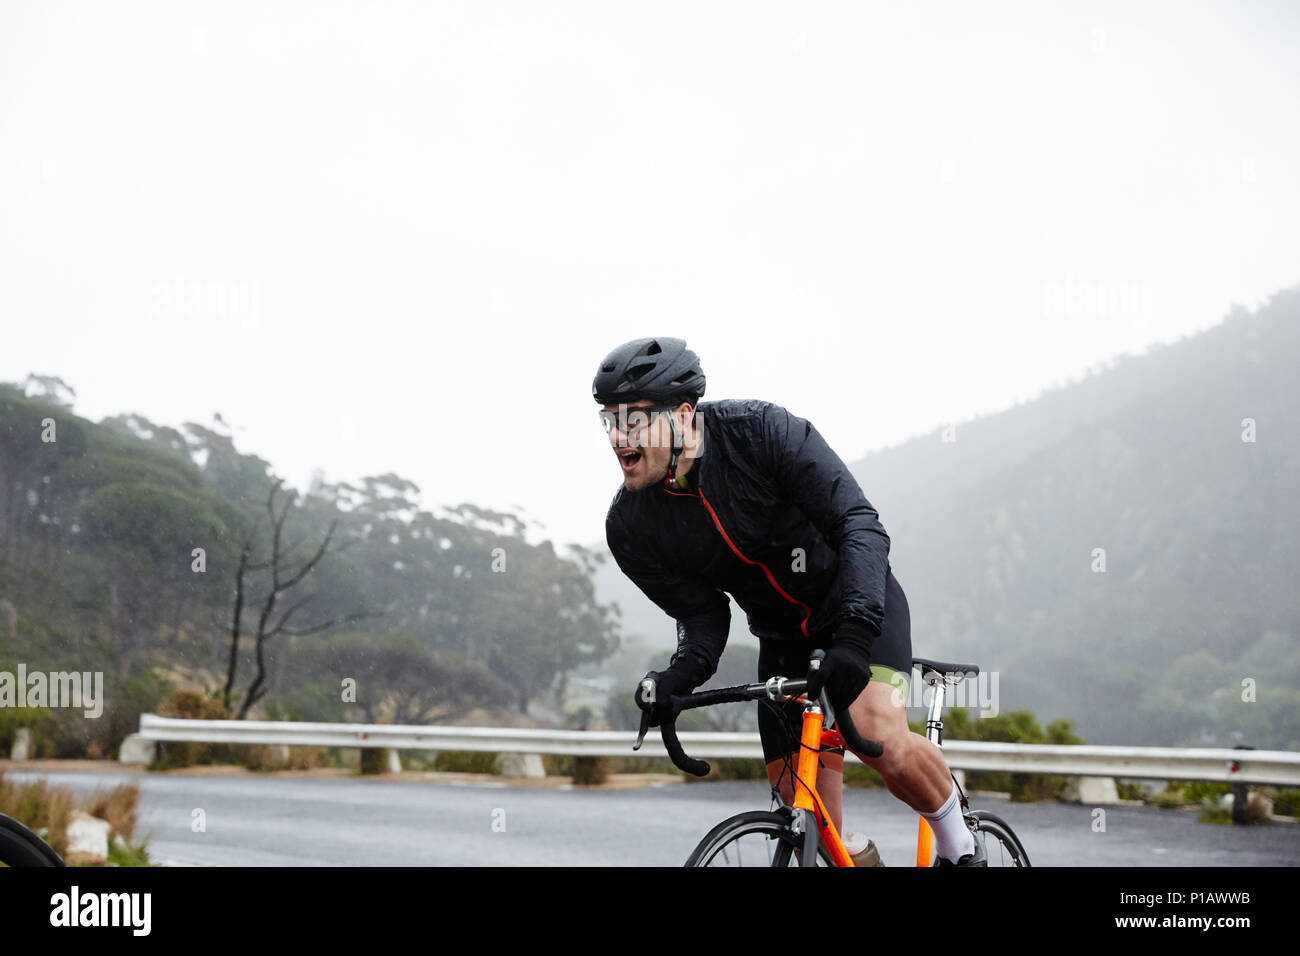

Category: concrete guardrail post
[10, 727, 32, 761]
[499, 753, 546, 778]
[118, 734, 157, 764]
[1062, 776, 1121, 804]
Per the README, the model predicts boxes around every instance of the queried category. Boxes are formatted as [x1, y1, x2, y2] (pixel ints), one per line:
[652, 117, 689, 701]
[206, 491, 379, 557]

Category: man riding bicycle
[596, 337, 985, 866]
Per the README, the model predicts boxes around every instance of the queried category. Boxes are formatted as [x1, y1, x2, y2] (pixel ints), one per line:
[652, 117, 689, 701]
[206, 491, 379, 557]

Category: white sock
[920, 781, 975, 863]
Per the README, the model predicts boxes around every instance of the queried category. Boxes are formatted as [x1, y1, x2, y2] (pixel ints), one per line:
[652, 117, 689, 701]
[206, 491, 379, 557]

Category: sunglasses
[598, 404, 677, 438]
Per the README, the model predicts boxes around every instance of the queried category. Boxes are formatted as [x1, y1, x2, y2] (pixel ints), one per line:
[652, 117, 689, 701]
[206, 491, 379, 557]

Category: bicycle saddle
[912, 657, 979, 680]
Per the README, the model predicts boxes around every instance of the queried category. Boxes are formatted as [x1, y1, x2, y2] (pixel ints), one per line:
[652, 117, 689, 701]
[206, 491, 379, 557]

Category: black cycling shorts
[756, 568, 912, 763]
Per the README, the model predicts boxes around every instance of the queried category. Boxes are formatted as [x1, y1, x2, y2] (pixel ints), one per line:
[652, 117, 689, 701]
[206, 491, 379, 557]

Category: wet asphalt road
[6, 769, 1298, 866]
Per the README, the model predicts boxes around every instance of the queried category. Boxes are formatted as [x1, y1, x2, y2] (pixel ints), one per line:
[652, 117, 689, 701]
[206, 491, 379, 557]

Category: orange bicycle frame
[788, 699, 935, 867]
[790, 707, 856, 867]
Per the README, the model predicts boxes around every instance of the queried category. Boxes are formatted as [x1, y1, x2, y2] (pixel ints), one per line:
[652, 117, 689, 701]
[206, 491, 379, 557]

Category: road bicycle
[636, 650, 1031, 867]
[0, 811, 66, 867]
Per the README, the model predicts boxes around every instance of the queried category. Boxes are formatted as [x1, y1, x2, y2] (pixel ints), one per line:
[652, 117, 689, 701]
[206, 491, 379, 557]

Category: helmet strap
[662, 411, 685, 488]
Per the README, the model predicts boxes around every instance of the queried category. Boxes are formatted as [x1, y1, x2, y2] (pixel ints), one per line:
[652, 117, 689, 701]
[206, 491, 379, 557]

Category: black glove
[806, 619, 879, 713]
[634, 668, 694, 728]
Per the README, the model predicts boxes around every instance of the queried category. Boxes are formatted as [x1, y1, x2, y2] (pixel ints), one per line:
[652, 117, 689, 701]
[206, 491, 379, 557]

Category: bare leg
[765, 751, 844, 832]
[844, 680, 954, 813]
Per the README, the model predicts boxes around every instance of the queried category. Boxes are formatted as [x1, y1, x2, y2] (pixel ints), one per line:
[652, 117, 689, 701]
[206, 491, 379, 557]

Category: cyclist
[596, 336, 985, 866]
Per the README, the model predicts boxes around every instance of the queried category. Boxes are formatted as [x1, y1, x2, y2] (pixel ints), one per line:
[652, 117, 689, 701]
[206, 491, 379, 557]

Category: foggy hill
[856, 288, 1300, 746]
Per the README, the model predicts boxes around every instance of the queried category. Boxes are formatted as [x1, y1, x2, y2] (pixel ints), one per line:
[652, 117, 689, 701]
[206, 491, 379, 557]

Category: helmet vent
[592, 337, 704, 405]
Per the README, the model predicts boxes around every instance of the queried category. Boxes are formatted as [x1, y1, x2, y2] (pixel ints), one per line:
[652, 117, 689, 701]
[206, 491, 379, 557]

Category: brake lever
[633, 676, 655, 751]
[634, 708, 650, 751]
[820, 687, 837, 729]
[809, 651, 829, 708]
[809, 649, 884, 759]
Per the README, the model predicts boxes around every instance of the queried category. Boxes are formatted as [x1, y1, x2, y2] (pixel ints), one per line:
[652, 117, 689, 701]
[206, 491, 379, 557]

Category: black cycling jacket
[604, 398, 891, 689]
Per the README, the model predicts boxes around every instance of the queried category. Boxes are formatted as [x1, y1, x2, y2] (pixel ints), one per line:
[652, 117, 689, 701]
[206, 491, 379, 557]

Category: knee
[845, 682, 917, 779]
[853, 716, 913, 779]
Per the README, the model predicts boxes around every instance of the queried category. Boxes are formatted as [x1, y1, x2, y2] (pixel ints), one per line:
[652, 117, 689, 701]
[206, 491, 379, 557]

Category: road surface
[5, 768, 1297, 866]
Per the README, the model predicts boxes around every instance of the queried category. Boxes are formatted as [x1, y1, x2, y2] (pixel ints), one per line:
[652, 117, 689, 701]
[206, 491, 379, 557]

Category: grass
[1116, 779, 1149, 801]
[105, 836, 151, 867]
[1, 772, 151, 866]
[1267, 787, 1300, 818]
[1197, 797, 1233, 825]
[433, 751, 501, 774]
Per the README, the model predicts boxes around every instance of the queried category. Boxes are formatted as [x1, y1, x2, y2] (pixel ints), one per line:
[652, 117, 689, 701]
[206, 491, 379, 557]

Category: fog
[2, 1, 1298, 546]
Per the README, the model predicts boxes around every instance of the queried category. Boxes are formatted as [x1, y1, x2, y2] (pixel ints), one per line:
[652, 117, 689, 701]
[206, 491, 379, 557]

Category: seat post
[924, 676, 946, 745]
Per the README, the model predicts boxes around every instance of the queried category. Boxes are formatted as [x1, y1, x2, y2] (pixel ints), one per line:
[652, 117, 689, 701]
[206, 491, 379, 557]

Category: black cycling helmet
[592, 337, 705, 407]
[593, 337, 705, 488]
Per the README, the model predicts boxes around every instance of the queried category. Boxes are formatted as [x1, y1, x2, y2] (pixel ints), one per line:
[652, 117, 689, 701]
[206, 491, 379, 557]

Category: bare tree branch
[266, 592, 316, 639]
[282, 609, 380, 637]
[277, 519, 337, 593]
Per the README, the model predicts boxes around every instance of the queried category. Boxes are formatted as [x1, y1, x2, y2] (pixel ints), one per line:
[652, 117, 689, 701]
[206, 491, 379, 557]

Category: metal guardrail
[133, 714, 1300, 786]
[938, 741, 1300, 787]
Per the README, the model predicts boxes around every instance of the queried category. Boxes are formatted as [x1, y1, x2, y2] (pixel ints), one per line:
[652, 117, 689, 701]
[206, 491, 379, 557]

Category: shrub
[612, 755, 675, 774]
[931, 709, 1085, 801]
[542, 754, 573, 776]
[1266, 787, 1300, 818]
[434, 751, 500, 774]
[151, 689, 231, 770]
[1197, 796, 1232, 824]
[82, 784, 138, 842]
[288, 746, 325, 770]
[571, 756, 611, 785]
[543, 753, 675, 776]
[717, 758, 769, 781]
[0, 706, 58, 758]
[0, 772, 149, 865]
[0, 774, 74, 857]
[1116, 780, 1150, 801]
[242, 744, 324, 772]
[359, 748, 403, 775]
[1149, 782, 1188, 808]
[1181, 780, 1232, 803]
[0, 660, 172, 761]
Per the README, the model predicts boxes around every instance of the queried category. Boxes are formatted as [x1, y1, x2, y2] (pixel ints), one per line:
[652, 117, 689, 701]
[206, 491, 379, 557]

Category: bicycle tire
[967, 810, 1031, 867]
[684, 810, 835, 867]
[0, 812, 66, 867]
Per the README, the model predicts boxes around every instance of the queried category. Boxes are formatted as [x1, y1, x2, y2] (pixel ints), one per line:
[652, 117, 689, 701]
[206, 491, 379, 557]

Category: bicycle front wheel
[967, 810, 1031, 867]
[684, 810, 835, 867]
[0, 812, 66, 867]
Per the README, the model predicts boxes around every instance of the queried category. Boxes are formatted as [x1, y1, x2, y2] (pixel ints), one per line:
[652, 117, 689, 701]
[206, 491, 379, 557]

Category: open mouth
[616, 448, 643, 473]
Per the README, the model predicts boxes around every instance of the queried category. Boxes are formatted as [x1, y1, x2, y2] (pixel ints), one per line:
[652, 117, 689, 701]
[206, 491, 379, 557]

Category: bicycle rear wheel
[967, 810, 1030, 867]
[685, 810, 835, 867]
[0, 812, 66, 867]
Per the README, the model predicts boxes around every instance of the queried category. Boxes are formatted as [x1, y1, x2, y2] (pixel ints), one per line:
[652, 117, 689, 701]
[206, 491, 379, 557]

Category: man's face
[602, 399, 680, 491]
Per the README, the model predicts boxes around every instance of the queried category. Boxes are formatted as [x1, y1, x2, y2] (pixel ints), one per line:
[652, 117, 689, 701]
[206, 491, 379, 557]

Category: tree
[469, 538, 619, 713]
[79, 482, 228, 679]
[225, 480, 377, 718]
[288, 632, 511, 724]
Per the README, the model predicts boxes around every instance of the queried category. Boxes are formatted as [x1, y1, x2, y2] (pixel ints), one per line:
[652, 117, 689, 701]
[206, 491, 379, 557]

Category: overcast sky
[2, 0, 1297, 549]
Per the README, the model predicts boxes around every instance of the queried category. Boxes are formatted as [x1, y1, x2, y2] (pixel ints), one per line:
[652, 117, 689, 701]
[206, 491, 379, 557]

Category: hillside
[853, 288, 1300, 746]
